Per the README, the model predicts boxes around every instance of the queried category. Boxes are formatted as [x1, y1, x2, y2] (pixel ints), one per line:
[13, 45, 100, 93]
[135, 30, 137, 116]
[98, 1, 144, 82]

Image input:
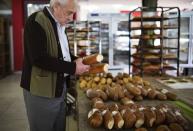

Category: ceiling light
[27, 4, 33, 8]
[191, 1, 193, 5]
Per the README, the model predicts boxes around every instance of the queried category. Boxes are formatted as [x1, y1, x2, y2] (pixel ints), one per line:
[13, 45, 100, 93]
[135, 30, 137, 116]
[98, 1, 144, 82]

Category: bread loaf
[112, 111, 124, 129]
[144, 107, 156, 127]
[88, 109, 103, 128]
[121, 97, 134, 106]
[135, 128, 148, 131]
[108, 103, 119, 112]
[169, 123, 184, 131]
[174, 109, 188, 130]
[86, 89, 100, 99]
[89, 64, 108, 74]
[96, 89, 108, 101]
[122, 109, 136, 128]
[147, 89, 157, 99]
[134, 110, 145, 128]
[126, 83, 141, 96]
[83, 54, 103, 65]
[155, 108, 166, 125]
[165, 110, 177, 124]
[156, 125, 171, 131]
[102, 110, 114, 130]
[156, 91, 167, 100]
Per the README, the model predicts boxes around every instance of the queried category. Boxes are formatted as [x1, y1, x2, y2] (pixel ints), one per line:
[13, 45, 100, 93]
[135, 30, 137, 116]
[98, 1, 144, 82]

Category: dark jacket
[20, 7, 77, 97]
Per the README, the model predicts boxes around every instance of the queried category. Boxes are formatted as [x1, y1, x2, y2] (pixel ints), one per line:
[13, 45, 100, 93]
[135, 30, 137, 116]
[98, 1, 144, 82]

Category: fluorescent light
[27, 4, 33, 8]
[192, 1, 193, 5]
[112, 4, 123, 9]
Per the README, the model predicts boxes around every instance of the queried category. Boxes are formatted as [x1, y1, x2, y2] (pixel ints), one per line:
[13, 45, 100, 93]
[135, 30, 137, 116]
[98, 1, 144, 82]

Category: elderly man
[20, 0, 89, 131]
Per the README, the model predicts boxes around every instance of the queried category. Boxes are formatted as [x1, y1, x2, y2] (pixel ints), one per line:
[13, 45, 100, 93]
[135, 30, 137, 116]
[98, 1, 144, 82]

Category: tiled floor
[0, 72, 77, 131]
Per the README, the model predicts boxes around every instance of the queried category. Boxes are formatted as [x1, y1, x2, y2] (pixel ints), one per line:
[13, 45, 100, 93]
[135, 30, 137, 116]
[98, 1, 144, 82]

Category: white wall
[77, 0, 193, 21]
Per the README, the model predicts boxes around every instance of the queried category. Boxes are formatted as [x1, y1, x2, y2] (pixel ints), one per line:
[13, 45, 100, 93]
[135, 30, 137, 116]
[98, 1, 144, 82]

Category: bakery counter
[77, 77, 193, 131]
[145, 77, 193, 107]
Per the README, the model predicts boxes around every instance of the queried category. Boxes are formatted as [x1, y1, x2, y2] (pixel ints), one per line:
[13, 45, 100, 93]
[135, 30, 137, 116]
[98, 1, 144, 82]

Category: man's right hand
[75, 58, 90, 75]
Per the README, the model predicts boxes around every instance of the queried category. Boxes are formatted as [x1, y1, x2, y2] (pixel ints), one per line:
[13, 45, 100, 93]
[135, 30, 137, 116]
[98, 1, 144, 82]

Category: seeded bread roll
[165, 110, 177, 124]
[112, 111, 124, 129]
[173, 109, 188, 130]
[135, 128, 148, 131]
[166, 92, 177, 100]
[144, 107, 156, 127]
[169, 123, 184, 131]
[102, 110, 114, 130]
[86, 89, 100, 99]
[108, 103, 119, 112]
[156, 91, 167, 100]
[140, 87, 148, 97]
[106, 78, 113, 85]
[155, 108, 166, 125]
[96, 89, 108, 101]
[83, 54, 103, 65]
[118, 105, 129, 112]
[93, 76, 100, 83]
[126, 83, 141, 96]
[92, 100, 107, 110]
[147, 89, 157, 99]
[135, 96, 144, 101]
[121, 109, 137, 128]
[143, 80, 150, 86]
[123, 89, 135, 100]
[121, 97, 134, 106]
[133, 76, 143, 85]
[117, 85, 125, 99]
[106, 86, 119, 101]
[100, 77, 106, 84]
[134, 109, 145, 128]
[161, 89, 177, 100]
[91, 97, 103, 105]
[88, 109, 103, 128]
[156, 125, 171, 131]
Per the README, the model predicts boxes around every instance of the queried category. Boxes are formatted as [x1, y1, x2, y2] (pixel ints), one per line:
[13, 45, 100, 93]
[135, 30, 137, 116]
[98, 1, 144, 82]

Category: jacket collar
[42, 7, 60, 42]
[43, 7, 56, 26]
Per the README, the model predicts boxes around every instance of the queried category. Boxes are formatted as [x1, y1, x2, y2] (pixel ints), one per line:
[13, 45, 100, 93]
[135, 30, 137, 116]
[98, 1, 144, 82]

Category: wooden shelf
[130, 26, 178, 30]
[132, 45, 178, 50]
[130, 35, 178, 39]
[131, 16, 178, 22]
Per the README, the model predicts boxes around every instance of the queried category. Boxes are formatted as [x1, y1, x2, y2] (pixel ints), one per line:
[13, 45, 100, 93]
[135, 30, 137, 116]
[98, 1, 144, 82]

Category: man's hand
[75, 58, 90, 75]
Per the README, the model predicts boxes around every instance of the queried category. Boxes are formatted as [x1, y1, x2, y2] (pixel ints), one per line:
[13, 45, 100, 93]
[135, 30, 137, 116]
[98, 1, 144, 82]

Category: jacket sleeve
[70, 52, 78, 61]
[24, 18, 76, 75]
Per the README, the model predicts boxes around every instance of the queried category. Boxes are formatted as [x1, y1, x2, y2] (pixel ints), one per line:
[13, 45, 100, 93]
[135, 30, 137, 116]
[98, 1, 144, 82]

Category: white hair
[50, 0, 77, 7]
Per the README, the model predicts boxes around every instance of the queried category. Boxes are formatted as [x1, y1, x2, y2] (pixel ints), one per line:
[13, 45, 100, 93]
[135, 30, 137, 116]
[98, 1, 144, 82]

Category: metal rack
[128, 7, 181, 77]
[66, 21, 101, 57]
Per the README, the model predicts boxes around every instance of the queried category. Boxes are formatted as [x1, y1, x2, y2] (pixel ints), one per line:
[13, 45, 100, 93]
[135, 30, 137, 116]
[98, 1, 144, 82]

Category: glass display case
[88, 13, 129, 73]
[167, 11, 193, 69]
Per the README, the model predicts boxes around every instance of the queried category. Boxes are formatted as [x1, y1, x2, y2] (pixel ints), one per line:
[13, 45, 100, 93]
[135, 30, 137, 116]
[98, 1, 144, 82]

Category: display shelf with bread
[130, 25, 178, 30]
[130, 15, 178, 22]
[128, 7, 180, 76]
[77, 73, 193, 131]
[66, 21, 101, 57]
[132, 45, 178, 50]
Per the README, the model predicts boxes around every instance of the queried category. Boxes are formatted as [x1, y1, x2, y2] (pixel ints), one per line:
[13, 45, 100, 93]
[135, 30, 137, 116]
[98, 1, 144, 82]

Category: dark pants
[23, 84, 66, 131]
